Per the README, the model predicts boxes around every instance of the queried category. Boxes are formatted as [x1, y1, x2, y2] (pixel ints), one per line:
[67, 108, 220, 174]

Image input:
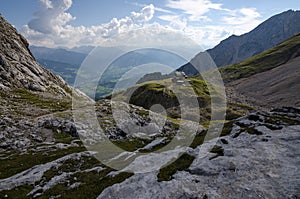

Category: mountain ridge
[30, 46, 87, 66]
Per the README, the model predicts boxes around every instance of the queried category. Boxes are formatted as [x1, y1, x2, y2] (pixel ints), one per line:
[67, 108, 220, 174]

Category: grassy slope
[219, 33, 300, 83]
[113, 75, 251, 123]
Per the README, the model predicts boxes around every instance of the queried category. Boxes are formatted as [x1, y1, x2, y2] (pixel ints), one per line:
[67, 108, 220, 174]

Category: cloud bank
[22, 0, 262, 49]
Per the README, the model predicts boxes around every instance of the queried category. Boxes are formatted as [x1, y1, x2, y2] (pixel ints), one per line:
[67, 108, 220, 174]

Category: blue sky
[0, 0, 299, 49]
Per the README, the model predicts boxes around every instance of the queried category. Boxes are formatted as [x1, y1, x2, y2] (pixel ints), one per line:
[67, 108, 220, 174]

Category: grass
[127, 82, 178, 110]
[0, 185, 34, 199]
[209, 145, 224, 160]
[4, 88, 71, 117]
[157, 153, 195, 182]
[38, 154, 133, 199]
[227, 102, 254, 120]
[43, 171, 132, 199]
[264, 113, 300, 126]
[0, 152, 133, 199]
[12, 89, 71, 111]
[112, 138, 151, 152]
[0, 146, 86, 179]
[54, 131, 75, 144]
[42, 156, 104, 182]
[189, 130, 208, 149]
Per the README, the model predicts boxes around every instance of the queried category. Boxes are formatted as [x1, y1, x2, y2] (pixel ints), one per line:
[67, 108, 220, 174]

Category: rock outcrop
[98, 108, 300, 199]
[0, 16, 70, 95]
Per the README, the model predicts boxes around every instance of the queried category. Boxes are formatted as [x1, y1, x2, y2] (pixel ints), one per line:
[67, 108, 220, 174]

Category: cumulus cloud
[28, 0, 75, 34]
[23, 0, 155, 47]
[131, 4, 155, 22]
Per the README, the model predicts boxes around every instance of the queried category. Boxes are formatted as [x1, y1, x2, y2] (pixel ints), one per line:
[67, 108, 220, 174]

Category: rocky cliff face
[179, 10, 300, 76]
[0, 16, 70, 95]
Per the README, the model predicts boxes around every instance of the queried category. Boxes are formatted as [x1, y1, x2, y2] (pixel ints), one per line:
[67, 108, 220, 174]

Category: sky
[0, 0, 299, 49]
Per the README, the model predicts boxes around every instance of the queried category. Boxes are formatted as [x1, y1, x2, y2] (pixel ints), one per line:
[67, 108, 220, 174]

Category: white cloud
[221, 8, 261, 35]
[131, 4, 155, 22]
[28, 0, 75, 34]
[23, 0, 263, 49]
[157, 1, 262, 49]
[129, 2, 174, 14]
[165, 0, 224, 21]
[40, 0, 53, 9]
[23, 1, 156, 47]
[158, 15, 187, 30]
[223, 8, 260, 25]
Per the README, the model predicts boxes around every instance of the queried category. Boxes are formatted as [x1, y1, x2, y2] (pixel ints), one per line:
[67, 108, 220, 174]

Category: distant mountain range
[30, 46, 87, 66]
[178, 9, 300, 76]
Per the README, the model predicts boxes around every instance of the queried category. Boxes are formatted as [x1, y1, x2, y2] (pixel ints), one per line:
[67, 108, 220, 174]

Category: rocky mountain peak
[0, 16, 70, 95]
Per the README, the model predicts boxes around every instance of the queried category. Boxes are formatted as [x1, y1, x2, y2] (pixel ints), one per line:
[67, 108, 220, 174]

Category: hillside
[229, 56, 300, 108]
[179, 10, 300, 76]
[213, 33, 300, 109]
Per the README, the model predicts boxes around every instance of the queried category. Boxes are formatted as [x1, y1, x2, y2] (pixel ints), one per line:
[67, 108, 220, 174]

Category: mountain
[179, 9, 300, 76]
[98, 32, 300, 198]
[0, 15, 84, 122]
